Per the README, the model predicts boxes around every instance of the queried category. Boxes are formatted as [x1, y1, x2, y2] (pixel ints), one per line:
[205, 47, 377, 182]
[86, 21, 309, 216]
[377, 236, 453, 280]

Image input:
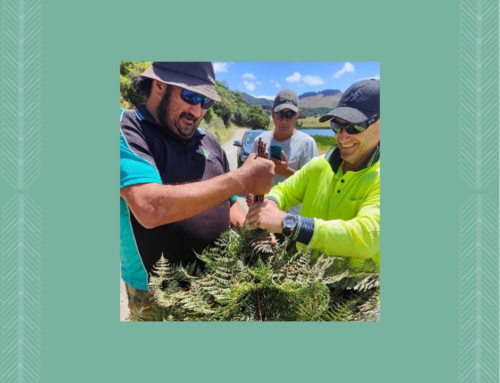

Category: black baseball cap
[319, 79, 379, 123]
[273, 89, 299, 112]
[141, 62, 221, 101]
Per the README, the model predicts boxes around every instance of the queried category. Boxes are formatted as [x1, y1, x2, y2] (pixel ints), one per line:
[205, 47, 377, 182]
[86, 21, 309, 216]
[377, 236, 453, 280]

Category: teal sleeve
[120, 132, 162, 189]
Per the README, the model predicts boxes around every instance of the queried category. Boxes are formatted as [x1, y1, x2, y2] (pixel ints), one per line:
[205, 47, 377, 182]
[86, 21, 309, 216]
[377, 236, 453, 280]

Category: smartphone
[270, 145, 282, 160]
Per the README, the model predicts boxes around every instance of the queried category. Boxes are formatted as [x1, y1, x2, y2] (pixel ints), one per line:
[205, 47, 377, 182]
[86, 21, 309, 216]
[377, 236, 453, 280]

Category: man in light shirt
[250, 89, 317, 215]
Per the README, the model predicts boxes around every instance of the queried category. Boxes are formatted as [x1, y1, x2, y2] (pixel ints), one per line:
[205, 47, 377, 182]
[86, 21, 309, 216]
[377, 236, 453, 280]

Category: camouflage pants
[125, 284, 155, 321]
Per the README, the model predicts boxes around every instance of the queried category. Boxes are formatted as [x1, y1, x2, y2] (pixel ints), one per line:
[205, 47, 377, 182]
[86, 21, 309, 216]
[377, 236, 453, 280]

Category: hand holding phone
[270, 145, 282, 160]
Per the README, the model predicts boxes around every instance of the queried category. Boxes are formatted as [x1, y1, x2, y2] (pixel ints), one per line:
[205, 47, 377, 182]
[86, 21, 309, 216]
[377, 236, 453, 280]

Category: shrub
[247, 105, 269, 130]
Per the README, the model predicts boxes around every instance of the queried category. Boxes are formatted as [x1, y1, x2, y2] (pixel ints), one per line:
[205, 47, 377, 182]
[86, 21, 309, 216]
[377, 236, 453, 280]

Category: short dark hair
[132, 75, 153, 97]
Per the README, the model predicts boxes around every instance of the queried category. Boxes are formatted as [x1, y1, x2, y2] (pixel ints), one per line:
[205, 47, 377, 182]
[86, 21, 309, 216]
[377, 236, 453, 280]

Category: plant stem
[254, 138, 267, 203]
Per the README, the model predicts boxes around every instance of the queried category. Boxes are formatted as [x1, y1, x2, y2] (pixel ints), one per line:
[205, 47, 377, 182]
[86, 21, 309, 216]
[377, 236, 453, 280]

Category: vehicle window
[245, 133, 260, 146]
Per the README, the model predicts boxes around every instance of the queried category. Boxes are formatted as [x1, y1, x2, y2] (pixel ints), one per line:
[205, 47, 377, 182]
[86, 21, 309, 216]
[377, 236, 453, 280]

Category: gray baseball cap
[273, 89, 299, 112]
[141, 62, 221, 101]
[319, 79, 379, 123]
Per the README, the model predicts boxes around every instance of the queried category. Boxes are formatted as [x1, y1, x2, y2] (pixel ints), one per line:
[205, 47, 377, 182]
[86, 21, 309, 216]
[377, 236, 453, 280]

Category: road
[221, 127, 247, 171]
[120, 128, 249, 321]
[221, 128, 250, 212]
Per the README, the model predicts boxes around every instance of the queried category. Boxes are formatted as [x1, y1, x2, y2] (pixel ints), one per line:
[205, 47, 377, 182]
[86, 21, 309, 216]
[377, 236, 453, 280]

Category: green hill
[242, 89, 343, 110]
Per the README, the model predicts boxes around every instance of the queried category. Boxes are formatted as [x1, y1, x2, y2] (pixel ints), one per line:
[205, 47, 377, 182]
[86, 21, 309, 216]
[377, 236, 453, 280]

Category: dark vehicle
[233, 130, 266, 168]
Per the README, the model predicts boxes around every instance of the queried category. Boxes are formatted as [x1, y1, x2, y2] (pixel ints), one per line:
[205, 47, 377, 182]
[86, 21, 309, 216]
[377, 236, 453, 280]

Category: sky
[213, 62, 380, 100]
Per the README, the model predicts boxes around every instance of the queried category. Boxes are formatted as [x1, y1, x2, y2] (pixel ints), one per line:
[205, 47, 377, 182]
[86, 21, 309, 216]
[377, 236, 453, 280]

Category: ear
[296, 110, 302, 118]
[271, 107, 275, 117]
[152, 80, 167, 98]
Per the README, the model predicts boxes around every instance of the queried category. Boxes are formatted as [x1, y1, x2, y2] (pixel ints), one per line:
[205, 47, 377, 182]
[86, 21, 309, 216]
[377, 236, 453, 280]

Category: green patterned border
[0, 0, 499, 381]
[458, 0, 499, 382]
[0, 1, 42, 382]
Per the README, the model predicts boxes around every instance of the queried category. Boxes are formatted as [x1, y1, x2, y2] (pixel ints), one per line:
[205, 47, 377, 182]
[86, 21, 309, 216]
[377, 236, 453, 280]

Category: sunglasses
[330, 115, 379, 135]
[180, 89, 214, 109]
[274, 110, 297, 119]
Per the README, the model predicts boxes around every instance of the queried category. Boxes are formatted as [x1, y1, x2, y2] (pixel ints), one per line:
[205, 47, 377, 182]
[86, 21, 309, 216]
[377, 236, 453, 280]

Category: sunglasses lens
[181, 90, 197, 104]
[330, 120, 343, 133]
[202, 98, 214, 109]
[347, 125, 366, 134]
[181, 90, 213, 109]
[276, 111, 296, 119]
[330, 120, 366, 135]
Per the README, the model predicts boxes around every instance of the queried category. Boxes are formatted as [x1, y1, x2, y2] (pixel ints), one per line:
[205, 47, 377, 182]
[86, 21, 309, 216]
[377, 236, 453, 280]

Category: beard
[157, 88, 200, 141]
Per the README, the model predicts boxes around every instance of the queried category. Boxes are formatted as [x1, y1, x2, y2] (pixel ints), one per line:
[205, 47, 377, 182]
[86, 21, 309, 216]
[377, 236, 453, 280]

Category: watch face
[283, 214, 298, 236]
[284, 215, 297, 228]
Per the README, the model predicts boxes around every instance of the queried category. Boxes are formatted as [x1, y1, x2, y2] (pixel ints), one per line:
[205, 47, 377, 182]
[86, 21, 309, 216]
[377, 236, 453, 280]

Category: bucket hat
[141, 62, 221, 101]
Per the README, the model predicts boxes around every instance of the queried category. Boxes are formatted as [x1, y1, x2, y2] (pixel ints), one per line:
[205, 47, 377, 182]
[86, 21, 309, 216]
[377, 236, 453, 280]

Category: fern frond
[148, 228, 380, 321]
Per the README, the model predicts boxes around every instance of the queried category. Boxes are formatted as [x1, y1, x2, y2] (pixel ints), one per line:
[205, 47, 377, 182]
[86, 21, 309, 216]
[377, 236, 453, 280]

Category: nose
[276, 115, 289, 123]
[337, 128, 351, 141]
[187, 102, 203, 118]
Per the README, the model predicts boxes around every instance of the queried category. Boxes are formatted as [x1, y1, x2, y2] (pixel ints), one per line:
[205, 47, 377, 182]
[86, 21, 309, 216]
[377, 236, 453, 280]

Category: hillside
[298, 89, 343, 109]
[299, 89, 341, 98]
[241, 92, 273, 108]
[243, 89, 343, 110]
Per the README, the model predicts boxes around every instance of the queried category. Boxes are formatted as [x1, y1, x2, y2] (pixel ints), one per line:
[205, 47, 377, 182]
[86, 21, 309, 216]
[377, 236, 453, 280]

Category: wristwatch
[282, 214, 299, 237]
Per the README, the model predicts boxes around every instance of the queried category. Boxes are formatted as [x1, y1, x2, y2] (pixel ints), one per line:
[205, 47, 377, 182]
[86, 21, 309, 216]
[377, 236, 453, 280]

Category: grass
[268, 116, 330, 130]
[198, 117, 240, 145]
[297, 116, 330, 128]
[208, 124, 239, 145]
[312, 135, 336, 155]
[268, 118, 335, 155]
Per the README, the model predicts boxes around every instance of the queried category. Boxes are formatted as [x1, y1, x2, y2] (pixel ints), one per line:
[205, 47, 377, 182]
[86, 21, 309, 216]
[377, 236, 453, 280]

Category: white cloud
[286, 72, 302, 83]
[270, 79, 281, 88]
[333, 62, 355, 79]
[285, 72, 324, 86]
[242, 73, 256, 80]
[213, 62, 228, 73]
[243, 81, 255, 92]
[303, 75, 325, 86]
[253, 95, 275, 100]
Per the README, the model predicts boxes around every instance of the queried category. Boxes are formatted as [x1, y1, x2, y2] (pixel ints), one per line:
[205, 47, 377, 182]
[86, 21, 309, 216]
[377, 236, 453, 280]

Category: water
[299, 128, 335, 137]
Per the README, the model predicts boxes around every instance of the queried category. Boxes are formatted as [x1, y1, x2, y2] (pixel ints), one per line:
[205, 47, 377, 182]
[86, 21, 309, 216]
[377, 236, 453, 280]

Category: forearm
[309, 214, 380, 259]
[280, 167, 295, 179]
[121, 171, 245, 228]
[266, 183, 302, 212]
[266, 163, 310, 210]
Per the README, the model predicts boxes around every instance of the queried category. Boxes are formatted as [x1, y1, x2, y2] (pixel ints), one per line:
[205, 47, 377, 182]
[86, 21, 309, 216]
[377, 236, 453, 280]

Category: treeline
[299, 107, 335, 119]
[120, 62, 270, 130]
[299, 89, 341, 98]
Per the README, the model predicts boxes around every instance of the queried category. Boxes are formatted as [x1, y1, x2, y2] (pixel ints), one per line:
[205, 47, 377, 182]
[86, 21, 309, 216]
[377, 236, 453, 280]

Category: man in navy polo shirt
[120, 62, 275, 320]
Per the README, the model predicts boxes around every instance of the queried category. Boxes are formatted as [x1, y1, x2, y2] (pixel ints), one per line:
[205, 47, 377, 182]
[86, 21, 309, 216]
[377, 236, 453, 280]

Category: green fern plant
[148, 228, 380, 321]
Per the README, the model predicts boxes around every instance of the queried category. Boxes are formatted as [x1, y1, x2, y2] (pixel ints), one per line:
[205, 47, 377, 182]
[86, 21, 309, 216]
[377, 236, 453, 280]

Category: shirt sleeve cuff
[264, 196, 279, 205]
[293, 216, 314, 245]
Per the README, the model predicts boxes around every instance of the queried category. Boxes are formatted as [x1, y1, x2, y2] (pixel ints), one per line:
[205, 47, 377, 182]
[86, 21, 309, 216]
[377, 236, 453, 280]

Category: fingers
[245, 193, 254, 207]
[239, 155, 275, 195]
[281, 151, 288, 163]
[245, 204, 262, 229]
[246, 215, 259, 229]
[270, 233, 277, 247]
[271, 157, 281, 166]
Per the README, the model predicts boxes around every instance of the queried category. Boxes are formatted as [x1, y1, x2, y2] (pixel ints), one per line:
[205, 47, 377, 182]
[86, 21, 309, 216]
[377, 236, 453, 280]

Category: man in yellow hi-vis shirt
[246, 79, 380, 268]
